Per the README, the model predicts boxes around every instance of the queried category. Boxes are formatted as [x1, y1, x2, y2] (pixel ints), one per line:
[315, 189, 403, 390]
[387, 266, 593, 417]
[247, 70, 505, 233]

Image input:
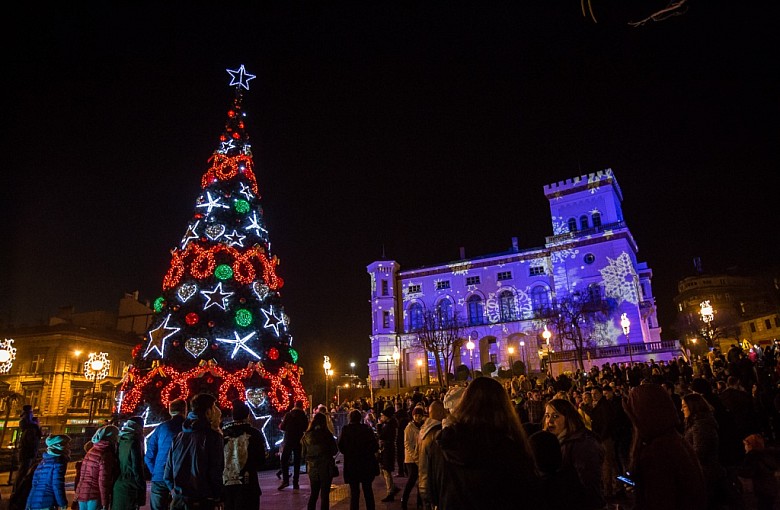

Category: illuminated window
[579, 215, 589, 230]
[466, 276, 480, 286]
[435, 280, 451, 290]
[437, 299, 453, 325]
[567, 218, 577, 232]
[592, 212, 601, 227]
[499, 291, 516, 321]
[381, 280, 389, 296]
[497, 271, 512, 281]
[409, 303, 424, 331]
[529, 266, 545, 276]
[531, 286, 550, 311]
[468, 295, 484, 326]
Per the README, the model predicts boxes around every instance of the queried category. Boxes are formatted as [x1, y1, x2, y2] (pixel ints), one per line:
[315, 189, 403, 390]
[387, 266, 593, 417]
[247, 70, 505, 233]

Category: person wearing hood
[222, 399, 265, 510]
[26, 434, 71, 510]
[113, 416, 147, 510]
[75, 425, 119, 510]
[417, 399, 445, 510]
[623, 383, 707, 509]
[145, 398, 187, 510]
[165, 393, 225, 510]
[427, 377, 542, 510]
[16, 404, 42, 492]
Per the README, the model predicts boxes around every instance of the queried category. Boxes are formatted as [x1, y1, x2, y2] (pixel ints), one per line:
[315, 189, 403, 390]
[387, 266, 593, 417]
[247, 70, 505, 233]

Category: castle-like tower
[367, 169, 664, 386]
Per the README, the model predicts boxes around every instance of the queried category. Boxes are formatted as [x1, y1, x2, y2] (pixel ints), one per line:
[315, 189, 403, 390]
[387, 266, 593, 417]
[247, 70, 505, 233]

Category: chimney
[511, 237, 519, 252]
[459, 246, 466, 259]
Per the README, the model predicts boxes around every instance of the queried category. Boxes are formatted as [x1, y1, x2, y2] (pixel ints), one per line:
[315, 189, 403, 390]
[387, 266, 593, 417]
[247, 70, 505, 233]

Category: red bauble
[268, 347, 279, 360]
[220, 134, 227, 141]
[208, 321, 216, 328]
[207, 377, 214, 384]
[239, 298, 246, 304]
[132, 344, 142, 357]
[172, 340, 180, 347]
[195, 213, 203, 219]
[156, 381, 163, 388]
[228, 110, 235, 118]
[211, 343, 219, 350]
[186, 313, 199, 326]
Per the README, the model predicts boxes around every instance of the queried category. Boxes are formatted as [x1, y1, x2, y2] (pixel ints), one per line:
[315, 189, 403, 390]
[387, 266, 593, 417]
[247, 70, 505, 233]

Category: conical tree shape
[119, 66, 307, 449]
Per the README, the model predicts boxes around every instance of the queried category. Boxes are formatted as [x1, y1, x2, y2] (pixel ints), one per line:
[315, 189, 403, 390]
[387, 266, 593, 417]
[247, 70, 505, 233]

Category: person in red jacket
[75, 425, 119, 510]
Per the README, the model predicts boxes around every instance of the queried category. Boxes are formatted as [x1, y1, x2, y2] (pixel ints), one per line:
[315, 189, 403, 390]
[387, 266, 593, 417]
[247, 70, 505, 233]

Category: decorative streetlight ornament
[0, 338, 17, 373]
[542, 325, 552, 346]
[700, 300, 714, 324]
[84, 352, 111, 380]
[621, 313, 631, 335]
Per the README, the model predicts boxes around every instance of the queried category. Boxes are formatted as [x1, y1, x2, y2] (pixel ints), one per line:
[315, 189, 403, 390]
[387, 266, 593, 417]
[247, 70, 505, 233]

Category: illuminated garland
[163, 243, 284, 290]
[201, 153, 258, 196]
[120, 360, 307, 413]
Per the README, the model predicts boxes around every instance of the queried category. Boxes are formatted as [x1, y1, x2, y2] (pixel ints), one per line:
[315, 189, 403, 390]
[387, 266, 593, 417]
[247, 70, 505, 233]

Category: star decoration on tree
[238, 182, 255, 200]
[262, 306, 283, 336]
[224, 229, 246, 247]
[226, 65, 256, 91]
[215, 331, 260, 359]
[201, 282, 234, 310]
[181, 220, 200, 249]
[196, 191, 229, 214]
[144, 314, 180, 358]
[246, 211, 268, 236]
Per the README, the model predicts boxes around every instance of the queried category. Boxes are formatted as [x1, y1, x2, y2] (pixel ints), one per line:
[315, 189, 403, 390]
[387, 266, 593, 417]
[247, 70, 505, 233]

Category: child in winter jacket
[75, 425, 119, 510]
[26, 434, 71, 510]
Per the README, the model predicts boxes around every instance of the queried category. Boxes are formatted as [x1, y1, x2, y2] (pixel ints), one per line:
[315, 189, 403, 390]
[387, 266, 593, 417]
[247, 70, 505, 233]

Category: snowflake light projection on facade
[549, 217, 580, 263]
[447, 261, 472, 275]
[485, 292, 500, 323]
[600, 252, 640, 305]
[514, 287, 533, 318]
[590, 319, 624, 346]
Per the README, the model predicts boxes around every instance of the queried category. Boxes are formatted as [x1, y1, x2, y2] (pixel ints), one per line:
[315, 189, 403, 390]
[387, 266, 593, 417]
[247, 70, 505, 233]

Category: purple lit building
[367, 169, 679, 387]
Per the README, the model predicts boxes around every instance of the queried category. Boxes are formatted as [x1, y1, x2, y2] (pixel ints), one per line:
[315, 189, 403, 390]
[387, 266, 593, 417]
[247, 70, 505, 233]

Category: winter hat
[45, 434, 71, 456]
[22, 405, 32, 413]
[190, 393, 217, 417]
[120, 418, 144, 438]
[412, 406, 426, 416]
[744, 433, 765, 450]
[91, 424, 119, 444]
[231, 399, 250, 421]
[381, 406, 395, 418]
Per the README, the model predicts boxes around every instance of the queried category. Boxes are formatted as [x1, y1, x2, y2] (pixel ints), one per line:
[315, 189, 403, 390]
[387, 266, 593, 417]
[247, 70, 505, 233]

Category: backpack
[223, 432, 250, 485]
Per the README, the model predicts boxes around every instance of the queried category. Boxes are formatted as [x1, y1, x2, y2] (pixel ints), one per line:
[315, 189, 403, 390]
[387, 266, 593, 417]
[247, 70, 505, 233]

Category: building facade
[0, 293, 152, 440]
[367, 169, 669, 386]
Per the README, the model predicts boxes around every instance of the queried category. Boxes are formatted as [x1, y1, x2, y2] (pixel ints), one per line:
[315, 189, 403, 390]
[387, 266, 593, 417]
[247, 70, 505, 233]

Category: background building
[367, 169, 678, 386]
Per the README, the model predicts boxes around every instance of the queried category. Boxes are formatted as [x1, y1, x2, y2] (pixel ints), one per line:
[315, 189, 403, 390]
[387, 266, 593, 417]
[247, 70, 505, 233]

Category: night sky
[4, 2, 778, 379]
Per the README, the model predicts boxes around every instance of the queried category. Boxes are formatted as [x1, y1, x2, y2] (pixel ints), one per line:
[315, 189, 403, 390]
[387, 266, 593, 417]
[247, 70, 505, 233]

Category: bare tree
[535, 290, 617, 370]
[581, 0, 689, 26]
[414, 310, 466, 387]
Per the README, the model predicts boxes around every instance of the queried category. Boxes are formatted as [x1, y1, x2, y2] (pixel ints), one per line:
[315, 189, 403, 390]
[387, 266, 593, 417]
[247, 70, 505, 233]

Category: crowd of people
[8, 341, 780, 510]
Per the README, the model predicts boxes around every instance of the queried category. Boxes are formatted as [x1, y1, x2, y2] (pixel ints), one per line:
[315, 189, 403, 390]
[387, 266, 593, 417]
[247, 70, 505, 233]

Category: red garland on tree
[118, 66, 307, 449]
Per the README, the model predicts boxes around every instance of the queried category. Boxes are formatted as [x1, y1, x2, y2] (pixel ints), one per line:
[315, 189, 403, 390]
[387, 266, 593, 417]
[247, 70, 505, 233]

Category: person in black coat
[338, 409, 380, 510]
[278, 400, 309, 490]
[222, 399, 265, 510]
[15, 405, 42, 492]
[377, 406, 399, 501]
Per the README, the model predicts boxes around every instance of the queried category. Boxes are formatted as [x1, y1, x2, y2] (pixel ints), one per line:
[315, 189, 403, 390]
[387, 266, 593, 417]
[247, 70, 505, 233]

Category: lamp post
[700, 300, 715, 347]
[542, 326, 552, 376]
[392, 347, 401, 395]
[519, 340, 526, 372]
[0, 339, 18, 456]
[323, 356, 331, 404]
[85, 352, 110, 426]
[621, 313, 632, 364]
[416, 358, 424, 387]
[350, 361, 355, 376]
[507, 346, 515, 368]
[466, 339, 475, 376]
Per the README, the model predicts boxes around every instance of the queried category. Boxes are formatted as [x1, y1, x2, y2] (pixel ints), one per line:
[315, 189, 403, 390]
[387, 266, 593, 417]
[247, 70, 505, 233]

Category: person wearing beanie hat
[418, 400, 446, 509]
[165, 393, 224, 508]
[113, 417, 146, 510]
[377, 403, 400, 501]
[145, 399, 187, 510]
[26, 435, 70, 510]
[77, 426, 119, 510]
[222, 398, 265, 510]
[400, 404, 426, 510]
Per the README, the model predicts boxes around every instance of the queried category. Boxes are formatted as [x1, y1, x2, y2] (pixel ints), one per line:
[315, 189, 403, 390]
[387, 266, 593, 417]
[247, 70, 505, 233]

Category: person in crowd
[164, 393, 224, 510]
[417, 400, 445, 510]
[317, 404, 336, 436]
[145, 398, 187, 510]
[26, 434, 71, 510]
[338, 409, 380, 510]
[623, 382, 707, 509]
[363, 408, 377, 430]
[427, 376, 542, 509]
[691, 377, 743, 467]
[400, 405, 425, 510]
[528, 429, 588, 510]
[718, 375, 761, 459]
[278, 400, 309, 491]
[113, 416, 147, 510]
[682, 392, 729, 509]
[604, 384, 633, 491]
[544, 398, 606, 509]
[738, 433, 778, 510]
[222, 399, 265, 510]
[578, 390, 594, 430]
[16, 404, 43, 492]
[377, 406, 400, 502]
[74, 425, 119, 510]
[590, 384, 621, 499]
[395, 402, 410, 477]
[302, 412, 339, 510]
[523, 389, 545, 425]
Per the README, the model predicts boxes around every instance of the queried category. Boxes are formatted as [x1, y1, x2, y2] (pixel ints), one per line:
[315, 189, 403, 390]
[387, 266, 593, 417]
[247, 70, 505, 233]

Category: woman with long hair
[427, 377, 541, 509]
[338, 409, 380, 510]
[302, 411, 339, 510]
[543, 398, 605, 509]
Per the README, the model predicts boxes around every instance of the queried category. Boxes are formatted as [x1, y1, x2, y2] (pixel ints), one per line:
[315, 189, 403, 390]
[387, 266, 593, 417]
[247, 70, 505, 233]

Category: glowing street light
[323, 356, 331, 404]
[519, 340, 526, 371]
[700, 300, 716, 347]
[466, 339, 475, 376]
[621, 313, 632, 364]
[416, 358, 424, 387]
[0, 339, 17, 374]
[507, 346, 515, 368]
[392, 347, 401, 394]
[542, 326, 552, 376]
[85, 352, 110, 426]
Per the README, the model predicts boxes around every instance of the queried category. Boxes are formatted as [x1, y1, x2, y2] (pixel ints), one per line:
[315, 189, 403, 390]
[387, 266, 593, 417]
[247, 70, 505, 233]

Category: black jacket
[164, 413, 224, 501]
[222, 420, 265, 488]
[279, 408, 308, 446]
[338, 422, 379, 483]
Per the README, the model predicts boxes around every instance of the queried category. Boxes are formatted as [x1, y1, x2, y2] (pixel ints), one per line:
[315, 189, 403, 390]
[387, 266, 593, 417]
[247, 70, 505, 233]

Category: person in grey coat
[302, 412, 339, 510]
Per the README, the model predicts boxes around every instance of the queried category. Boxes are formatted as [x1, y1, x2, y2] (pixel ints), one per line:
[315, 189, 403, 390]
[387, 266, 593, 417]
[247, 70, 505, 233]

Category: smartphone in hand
[616, 474, 635, 487]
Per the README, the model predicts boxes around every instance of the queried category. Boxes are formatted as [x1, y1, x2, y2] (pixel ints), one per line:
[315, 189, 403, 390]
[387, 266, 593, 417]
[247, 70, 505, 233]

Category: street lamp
[466, 339, 475, 376]
[323, 356, 331, 404]
[0, 339, 18, 455]
[416, 358, 424, 387]
[392, 347, 401, 394]
[621, 313, 632, 364]
[350, 361, 355, 376]
[700, 300, 715, 347]
[519, 340, 526, 372]
[85, 352, 110, 426]
[507, 346, 515, 368]
[542, 326, 552, 376]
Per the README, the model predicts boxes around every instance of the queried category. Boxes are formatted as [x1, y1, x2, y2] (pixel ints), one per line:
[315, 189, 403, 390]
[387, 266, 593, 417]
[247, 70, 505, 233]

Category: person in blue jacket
[164, 393, 224, 510]
[145, 399, 187, 510]
[26, 434, 71, 510]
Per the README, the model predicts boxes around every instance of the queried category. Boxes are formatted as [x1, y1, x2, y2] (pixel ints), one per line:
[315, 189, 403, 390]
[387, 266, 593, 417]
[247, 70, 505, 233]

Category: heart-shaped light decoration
[245, 388, 267, 408]
[185, 337, 209, 358]
[177, 283, 198, 302]
[252, 282, 270, 301]
[205, 224, 226, 240]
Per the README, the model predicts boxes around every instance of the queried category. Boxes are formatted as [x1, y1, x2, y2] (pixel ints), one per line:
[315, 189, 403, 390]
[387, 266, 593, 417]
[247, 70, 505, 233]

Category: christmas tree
[119, 65, 307, 450]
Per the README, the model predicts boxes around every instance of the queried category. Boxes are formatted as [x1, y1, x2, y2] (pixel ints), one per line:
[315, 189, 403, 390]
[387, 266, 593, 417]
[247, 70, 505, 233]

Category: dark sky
[4, 2, 778, 378]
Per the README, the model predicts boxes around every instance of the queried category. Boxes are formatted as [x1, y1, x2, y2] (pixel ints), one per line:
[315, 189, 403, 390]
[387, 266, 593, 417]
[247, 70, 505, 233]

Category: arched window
[579, 215, 589, 230]
[531, 286, 550, 311]
[467, 295, 484, 326]
[409, 303, 424, 332]
[567, 217, 577, 232]
[437, 299, 453, 326]
[499, 290, 516, 321]
[592, 211, 601, 227]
